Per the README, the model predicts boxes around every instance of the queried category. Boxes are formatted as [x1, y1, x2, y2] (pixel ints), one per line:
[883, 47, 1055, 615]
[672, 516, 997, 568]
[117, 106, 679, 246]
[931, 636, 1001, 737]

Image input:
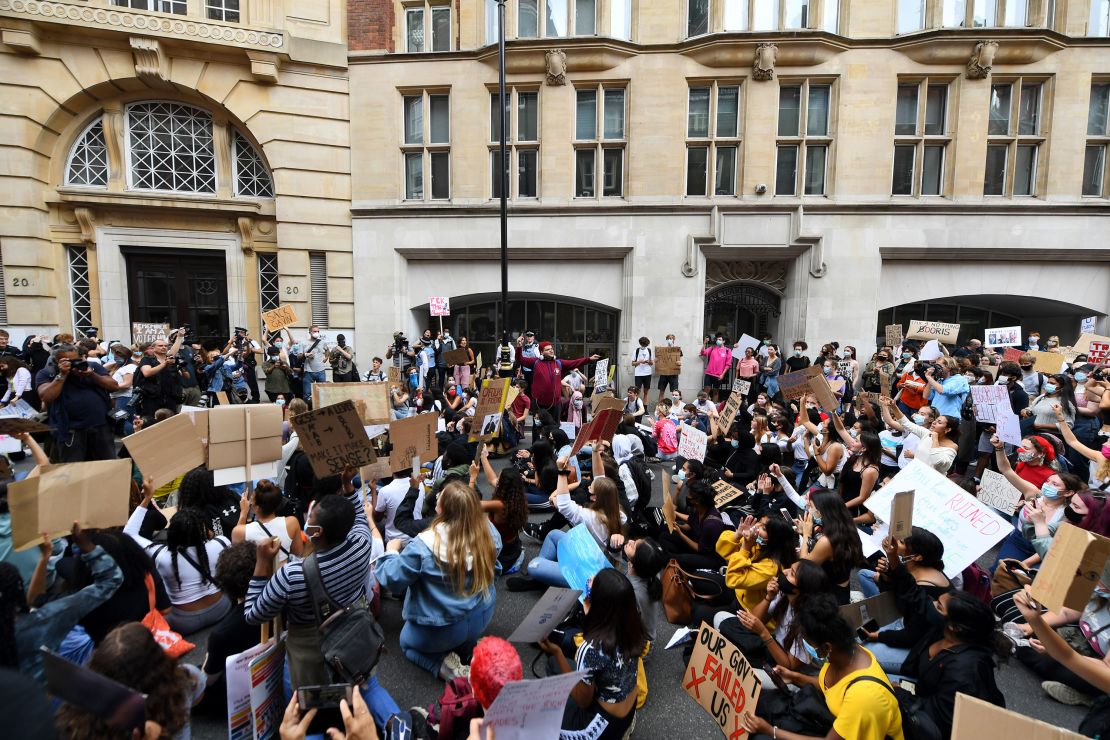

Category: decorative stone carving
[237, 217, 254, 254]
[753, 43, 778, 81]
[545, 49, 567, 86]
[74, 207, 96, 248]
[966, 40, 999, 80]
[1, 19, 39, 54]
[705, 261, 789, 292]
[130, 37, 168, 85]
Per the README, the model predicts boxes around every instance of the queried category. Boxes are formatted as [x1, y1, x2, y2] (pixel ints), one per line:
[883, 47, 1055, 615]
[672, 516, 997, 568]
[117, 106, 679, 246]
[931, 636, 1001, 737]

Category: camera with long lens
[394, 333, 409, 351]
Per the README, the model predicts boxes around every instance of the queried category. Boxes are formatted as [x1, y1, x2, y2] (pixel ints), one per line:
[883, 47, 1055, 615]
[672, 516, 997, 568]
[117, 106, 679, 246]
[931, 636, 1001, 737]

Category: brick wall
[349, 0, 395, 51]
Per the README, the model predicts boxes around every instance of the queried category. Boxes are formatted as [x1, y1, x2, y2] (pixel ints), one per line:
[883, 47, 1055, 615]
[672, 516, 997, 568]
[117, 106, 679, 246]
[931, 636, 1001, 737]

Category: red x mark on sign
[685, 665, 706, 699]
[729, 713, 748, 740]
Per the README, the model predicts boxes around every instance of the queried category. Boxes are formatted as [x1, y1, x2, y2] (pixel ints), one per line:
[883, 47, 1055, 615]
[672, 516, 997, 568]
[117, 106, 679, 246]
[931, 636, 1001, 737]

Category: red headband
[1029, 435, 1056, 461]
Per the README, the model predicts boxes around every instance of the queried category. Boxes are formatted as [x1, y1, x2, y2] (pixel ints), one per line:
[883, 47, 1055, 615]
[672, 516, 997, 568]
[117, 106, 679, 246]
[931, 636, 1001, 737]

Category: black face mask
[777, 572, 797, 597]
[1064, 505, 1084, 524]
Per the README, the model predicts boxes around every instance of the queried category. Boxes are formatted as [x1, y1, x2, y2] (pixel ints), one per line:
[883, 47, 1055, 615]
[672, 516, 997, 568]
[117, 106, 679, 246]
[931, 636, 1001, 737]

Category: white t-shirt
[111, 363, 137, 399]
[632, 346, 653, 377]
[375, 478, 413, 543]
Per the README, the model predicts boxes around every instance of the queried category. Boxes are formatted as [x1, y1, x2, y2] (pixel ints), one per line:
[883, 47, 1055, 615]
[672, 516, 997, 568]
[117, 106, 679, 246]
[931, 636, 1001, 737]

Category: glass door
[126, 250, 229, 347]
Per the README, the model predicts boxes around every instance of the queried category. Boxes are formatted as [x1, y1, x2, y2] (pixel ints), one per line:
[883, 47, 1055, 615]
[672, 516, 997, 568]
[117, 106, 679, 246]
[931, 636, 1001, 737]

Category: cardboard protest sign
[0, 417, 51, 435]
[952, 693, 1086, 740]
[215, 391, 230, 405]
[9, 459, 131, 551]
[656, 346, 682, 375]
[590, 390, 618, 416]
[777, 364, 838, 410]
[978, 470, 1024, 515]
[684, 624, 761, 739]
[884, 324, 903, 348]
[387, 366, 402, 384]
[1031, 351, 1065, 374]
[1030, 523, 1110, 613]
[732, 378, 751, 395]
[428, 296, 450, 317]
[907, 320, 960, 345]
[557, 524, 612, 598]
[291, 401, 377, 477]
[889, 490, 914, 540]
[359, 458, 394, 484]
[1073, 332, 1110, 356]
[711, 479, 745, 509]
[569, 407, 623, 456]
[838, 591, 901, 630]
[312, 381, 391, 425]
[677, 424, 708, 462]
[472, 377, 510, 427]
[864, 461, 1013, 577]
[388, 413, 437, 473]
[508, 587, 583, 643]
[1088, 341, 1110, 364]
[879, 370, 892, 399]
[1002, 347, 1024, 363]
[131, 321, 169, 344]
[442, 348, 470, 366]
[121, 413, 206, 489]
[662, 473, 677, 533]
[260, 305, 298, 332]
[732, 333, 760, 359]
[208, 405, 283, 472]
[717, 391, 744, 435]
[593, 358, 610, 390]
[180, 405, 209, 441]
[984, 325, 1021, 347]
[481, 671, 588, 740]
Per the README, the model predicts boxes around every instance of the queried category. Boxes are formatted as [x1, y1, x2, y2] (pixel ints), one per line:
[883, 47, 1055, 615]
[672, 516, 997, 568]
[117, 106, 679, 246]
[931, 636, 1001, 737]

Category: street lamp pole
[497, 0, 510, 346]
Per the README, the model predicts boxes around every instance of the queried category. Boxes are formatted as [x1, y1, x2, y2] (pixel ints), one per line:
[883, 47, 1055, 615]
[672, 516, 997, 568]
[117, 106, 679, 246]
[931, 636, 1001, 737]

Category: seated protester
[833, 426, 882, 523]
[551, 428, 582, 481]
[1, 525, 123, 683]
[878, 396, 958, 474]
[198, 542, 259, 716]
[659, 480, 726, 572]
[750, 468, 799, 519]
[374, 468, 421, 546]
[177, 466, 241, 538]
[469, 451, 529, 574]
[672, 458, 706, 514]
[747, 391, 773, 417]
[652, 399, 679, 461]
[867, 543, 1007, 739]
[231, 480, 304, 569]
[717, 430, 760, 489]
[418, 442, 473, 523]
[679, 403, 710, 435]
[719, 560, 832, 672]
[1053, 402, 1110, 490]
[508, 462, 624, 591]
[611, 435, 651, 515]
[624, 387, 646, 424]
[786, 405, 822, 489]
[69, 531, 169, 645]
[522, 439, 561, 512]
[55, 623, 204, 739]
[374, 482, 501, 681]
[620, 537, 667, 645]
[125, 481, 232, 635]
[857, 527, 949, 601]
[538, 569, 646, 740]
[741, 593, 904, 740]
[800, 491, 865, 605]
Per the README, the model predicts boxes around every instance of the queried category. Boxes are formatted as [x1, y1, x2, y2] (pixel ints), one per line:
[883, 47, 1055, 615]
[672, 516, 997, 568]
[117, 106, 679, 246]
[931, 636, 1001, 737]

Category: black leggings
[1017, 645, 1102, 695]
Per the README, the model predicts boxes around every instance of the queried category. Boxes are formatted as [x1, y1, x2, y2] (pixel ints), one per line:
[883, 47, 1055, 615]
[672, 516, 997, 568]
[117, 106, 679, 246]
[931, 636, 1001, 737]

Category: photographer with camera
[386, 331, 415, 373]
[175, 327, 203, 406]
[296, 325, 330, 401]
[225, 326, 263, 404]
[135, 329, 186, 423]
[35, 343, 119, 462]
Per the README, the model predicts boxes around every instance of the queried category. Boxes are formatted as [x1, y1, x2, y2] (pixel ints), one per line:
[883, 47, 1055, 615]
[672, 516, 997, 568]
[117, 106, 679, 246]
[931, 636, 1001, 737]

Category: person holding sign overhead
[877, 396, 958, 474]
[700, 333, 733, 402]
[921, 357, 969, 421]
[1051, 403, 1110, 489]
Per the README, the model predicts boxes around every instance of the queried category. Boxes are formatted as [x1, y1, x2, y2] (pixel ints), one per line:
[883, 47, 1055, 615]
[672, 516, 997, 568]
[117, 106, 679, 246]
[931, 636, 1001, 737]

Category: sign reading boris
[906, 320, 960, 344]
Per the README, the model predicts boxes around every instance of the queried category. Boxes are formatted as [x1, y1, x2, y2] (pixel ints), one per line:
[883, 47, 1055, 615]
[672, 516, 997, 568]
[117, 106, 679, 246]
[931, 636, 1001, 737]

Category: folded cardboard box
[207, 405, 283, 471]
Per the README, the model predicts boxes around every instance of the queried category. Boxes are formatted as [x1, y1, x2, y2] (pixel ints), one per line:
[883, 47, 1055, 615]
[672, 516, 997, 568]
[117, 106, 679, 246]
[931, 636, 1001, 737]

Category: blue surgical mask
[793, 349, 802, 357]
[678, 470, 687, 481]
[730, 440, 739, 448]
[1094, 585, 1110, 599]
[812, 513, 823, 526]
[1075, 373, 1088, 383]
[1043, 383, 1058, 394]
[902, 352, 912, 359]
[716, 339, 724, 346]
[1040, 483, 1061, 500]
[849, 429, 859, 439]
[912, 414, 926, 425]
[823, 367, 833, 376]
[755, 535, 766, 546]
[275, 399, 285, 407]
[802, 638, 827, 665]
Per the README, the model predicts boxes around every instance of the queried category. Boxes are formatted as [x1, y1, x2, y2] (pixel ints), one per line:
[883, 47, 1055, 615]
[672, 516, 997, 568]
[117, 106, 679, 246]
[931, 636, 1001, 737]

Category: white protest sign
[984, 326, 1021, 348]
[864, 461, 1013, 577]
[559, 421, 578, 440]
[970, 385, 1010, 423]
[919, 340, 944, 361]
[1082, 316, 1097, 334]
[731, 378, 751, 395]
[481, 672, 588, 740]
[978, 469, 1024, 515]
[428, 296, 450, 317]
[1090, 341, 1110, 365]
[593, 358, 610, 390]
[508, 587, 583, 643]
[226, 641, 271, 740]
[732, 333, 761, 359]
[677, 424, 708, 462]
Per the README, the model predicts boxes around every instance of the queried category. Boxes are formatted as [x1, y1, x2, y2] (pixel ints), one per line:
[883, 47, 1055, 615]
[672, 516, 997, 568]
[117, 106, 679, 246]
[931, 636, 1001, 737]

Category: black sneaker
[522, 522, 546, 543]
[506, 576, 545, 592]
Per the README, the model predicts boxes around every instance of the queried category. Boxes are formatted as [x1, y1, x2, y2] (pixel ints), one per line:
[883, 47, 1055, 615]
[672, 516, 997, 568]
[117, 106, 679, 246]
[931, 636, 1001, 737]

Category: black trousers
[51, 424, 115, 463]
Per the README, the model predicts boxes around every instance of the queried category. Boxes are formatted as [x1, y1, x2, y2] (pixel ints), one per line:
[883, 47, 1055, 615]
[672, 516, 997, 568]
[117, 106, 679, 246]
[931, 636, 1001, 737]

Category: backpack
[302, 553, 385, 685]
[623, 458, 653, 514]
[427, 676, 481, 740]
[847, 675, 941, 740]
[961, 562, 993, 606]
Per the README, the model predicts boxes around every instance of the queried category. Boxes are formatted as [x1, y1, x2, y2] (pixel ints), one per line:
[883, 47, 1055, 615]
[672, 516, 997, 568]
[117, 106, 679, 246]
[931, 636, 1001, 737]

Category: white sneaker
[1042, 680, 1094, 706]
[438, 651, 471, 682]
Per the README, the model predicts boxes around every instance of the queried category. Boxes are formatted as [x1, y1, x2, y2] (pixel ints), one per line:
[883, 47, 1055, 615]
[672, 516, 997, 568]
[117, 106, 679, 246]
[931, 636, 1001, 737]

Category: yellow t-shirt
[819, 648, 904, 740]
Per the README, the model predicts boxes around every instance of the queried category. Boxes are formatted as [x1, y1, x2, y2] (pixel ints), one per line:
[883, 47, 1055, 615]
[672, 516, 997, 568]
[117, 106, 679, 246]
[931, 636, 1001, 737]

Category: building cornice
[397, 246, 632, 260]
[51, 188, 275, 219]
[878, 246, 1110, 261]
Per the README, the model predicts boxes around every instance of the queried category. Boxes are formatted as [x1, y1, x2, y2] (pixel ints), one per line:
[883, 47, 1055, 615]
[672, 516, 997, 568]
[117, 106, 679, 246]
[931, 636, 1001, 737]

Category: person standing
[700, 334, 732, 402]
[35, 344, 119, 462]
[225, 327, 262, 404]
[517, 331, 541, 393]
[519, 341, 599, 442]
[329, 334, 357, 383]
[135, 331, 185, 423]
[630, 337, 653, 399]
[176, 338, 203, 407]
[654, 333, 682, 408]
[434, 329, 456, 390]
[297, 325, 329, 401]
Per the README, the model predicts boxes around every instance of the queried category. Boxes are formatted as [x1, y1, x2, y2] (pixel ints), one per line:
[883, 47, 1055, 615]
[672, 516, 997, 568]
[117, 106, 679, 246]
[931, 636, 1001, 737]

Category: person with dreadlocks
[0, 523, 122, 683]
[124, 478, 232, 634]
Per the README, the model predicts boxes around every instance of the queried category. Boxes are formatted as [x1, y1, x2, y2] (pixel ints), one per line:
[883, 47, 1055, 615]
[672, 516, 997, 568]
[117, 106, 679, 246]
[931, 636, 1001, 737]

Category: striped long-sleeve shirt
[245, 487, 372, 626]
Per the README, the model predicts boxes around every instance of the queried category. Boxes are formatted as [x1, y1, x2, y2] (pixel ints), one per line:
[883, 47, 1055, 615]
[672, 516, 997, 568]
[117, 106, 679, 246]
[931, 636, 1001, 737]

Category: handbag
[990, 559, 1034, 597]
[661, 559, 724, 625]
[302, 553, 385, 684]
[1079, 595, 1110, 658]
[139, 573, 195, 659]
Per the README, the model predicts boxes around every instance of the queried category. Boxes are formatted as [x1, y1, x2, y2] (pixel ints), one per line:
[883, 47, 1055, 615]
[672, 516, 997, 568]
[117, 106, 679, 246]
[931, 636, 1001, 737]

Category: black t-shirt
[35, 363, 111, 430]
[80, 569, 171, 644]
[784, 356, 811, 373]
[138, 356, 183, 407]
[203, 494, 241, 538]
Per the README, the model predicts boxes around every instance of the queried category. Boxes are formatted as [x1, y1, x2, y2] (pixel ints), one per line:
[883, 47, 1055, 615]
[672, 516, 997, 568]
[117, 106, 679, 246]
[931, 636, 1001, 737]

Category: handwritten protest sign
[1074, 332, 1110, 356]
[731, 378, 751, 395]
[865, 461, 1013, 577]
[732, 334, 760, 359]
[978, 470, 1024, 515]
[677, 424, 708, 462]
[508, 587, 583, 643]
[481, 671, 588, 740]
[717, 391, 744, 435]
[969, 384, 1021, 445]
[984, 325, 1021, 347]
[1082, 316, 1097, 334]
[684, 624, 761, 739]
[1031, 523, 1110, 613]
[952, 693, 1087, 740]
[131, 322, 169, 344]
[907, 320, 960, 344]
[387, 366, 402, 384]
[312, 382, 391, 424]
[1031, 351, 1065, 374]
[388, 413, 437, 473]
[656, 346, 682, 375]
[557, 524, 612, 599]
[778, 365, 838, 410]
[1089, 341, 1110, 364]
[884, 324, 903, 348]
[593, 358, 610, 391]
[472, 377, 510, 429]
[261, 305, 298, 332]
[122, 413, 206, 489]
[712, 479, 745, 509]
[291, 401, 376, 477]
[428, 296, 450, 317]
[9, 459, 131, 551]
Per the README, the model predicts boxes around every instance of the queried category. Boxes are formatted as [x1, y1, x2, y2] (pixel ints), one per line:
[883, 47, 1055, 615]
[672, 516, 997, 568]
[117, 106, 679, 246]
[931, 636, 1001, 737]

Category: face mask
[730, 440, 739, 448]
[1046, 340, 1057, 347]
[444, 332, 450, 338]
[1095, 585, 1110, 599]
[311, 332, 320, 339]
[776, 572, 797, 596]
[902, 352, 912, 359]
[1040, 483, 1061, 500]
[1064, 505, 1084, 524]
[802, 638, 828, 666]
[1075, 373, 1088, 383]
[812, 513, 823, 526]
[1017, 450, 1037, 463]
[716, 339, 724, 346]
[666, 339, 674, 347]
[574, 399, 583, 409]
[672, 394, 681, 401]
[677, 470, 687, 481]
[849, 429, 858, 439]
[275, 399, 285, 407]
[755, 535, 766, 546]
[274, 342, 283, 349]
[912, 414, 926, 425]
[1021, 366, 1034, 372]
[823, 367, 833, 376]
[1042, 383, 1058, 394]
[844, 350, 853, 358]
[793, 349, 802, 357]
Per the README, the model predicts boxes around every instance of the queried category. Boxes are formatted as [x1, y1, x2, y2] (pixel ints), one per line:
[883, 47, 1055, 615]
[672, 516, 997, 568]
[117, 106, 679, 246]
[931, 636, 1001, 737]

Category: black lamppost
[497, 0, 510, 345]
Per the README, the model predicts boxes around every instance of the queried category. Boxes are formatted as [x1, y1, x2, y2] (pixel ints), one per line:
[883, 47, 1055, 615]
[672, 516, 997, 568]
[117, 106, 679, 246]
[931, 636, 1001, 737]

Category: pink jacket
[701, 346, 732, 378]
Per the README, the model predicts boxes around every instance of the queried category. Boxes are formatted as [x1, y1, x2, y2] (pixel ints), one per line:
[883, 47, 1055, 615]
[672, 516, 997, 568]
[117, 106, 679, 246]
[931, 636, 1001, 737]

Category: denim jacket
[17, 545, 122, 682]
[373, 521, 502, 627]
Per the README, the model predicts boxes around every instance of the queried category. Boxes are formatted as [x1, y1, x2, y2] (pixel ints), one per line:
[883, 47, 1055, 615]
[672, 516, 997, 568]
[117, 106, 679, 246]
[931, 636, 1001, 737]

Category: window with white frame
[490, 89, 540, 199]
[65, 119, 109, 188]
[126, 102, 216, 194]
[897, 0, 927, 31]
[1090, 0, 1110, 34]
[693, 0, 838, 34]
[611, 0, 632, 38]
[113, 0, 187, 14]
[402, 91, 451, 200]
[775, 81, 833, 196]
[406, 3, 453, 52]
[486, 0, 500, 43]
[232, 130, 274, 198]
[517, 0, 598, 37]
[892, 79, 950, 196]
[685, 83, 741, 197]
[1083, 82, 1110, 196]
[983, 79, 1044, 196]
[206, 0, 240, 22]
[67, 245, 93, 333]
[940, 0, 1039, 27]
[574, 86, 626, 198]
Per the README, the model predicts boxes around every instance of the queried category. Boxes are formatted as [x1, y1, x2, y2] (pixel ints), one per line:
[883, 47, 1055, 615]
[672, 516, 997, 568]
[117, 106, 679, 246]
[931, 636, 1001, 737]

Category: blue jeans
[858, 568, 881, 599]
[399, 599, 495, 675]
[526, 529, 570, 588]
[791, 459, 808, 490]
[993, 519, 1035, 571]
[864, 621, 910, 674]
[281, 661, 400, 732]
[302, 370, 326, 400]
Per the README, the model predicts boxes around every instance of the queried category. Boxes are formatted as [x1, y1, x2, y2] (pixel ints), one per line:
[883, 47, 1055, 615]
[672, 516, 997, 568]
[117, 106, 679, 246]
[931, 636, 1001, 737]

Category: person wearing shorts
[655, 333, 682, 406]
[631, 336, 653, 396]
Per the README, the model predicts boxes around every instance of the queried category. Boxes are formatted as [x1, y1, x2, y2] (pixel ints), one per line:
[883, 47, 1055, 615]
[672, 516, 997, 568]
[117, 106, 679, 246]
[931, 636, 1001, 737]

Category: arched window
[232, 130, 274, 197]
[65, 119, 109, 188]
[126, 101, 217, 193]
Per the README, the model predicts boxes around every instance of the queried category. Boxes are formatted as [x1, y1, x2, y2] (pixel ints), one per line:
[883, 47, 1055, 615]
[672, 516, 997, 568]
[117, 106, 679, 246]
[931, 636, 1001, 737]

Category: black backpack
[846, 675, 940, 740]
[302, 553, 385, 685]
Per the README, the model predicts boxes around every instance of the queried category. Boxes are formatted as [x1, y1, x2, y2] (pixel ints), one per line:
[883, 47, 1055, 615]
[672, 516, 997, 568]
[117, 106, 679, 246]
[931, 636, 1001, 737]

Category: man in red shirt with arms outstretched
[518, 340, 600, 443]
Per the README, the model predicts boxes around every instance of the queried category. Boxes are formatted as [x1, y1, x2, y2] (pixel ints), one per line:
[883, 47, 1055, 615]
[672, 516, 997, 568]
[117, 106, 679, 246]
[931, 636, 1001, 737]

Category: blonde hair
[431, 482, 497, 597]
[1097, 457, 1110, 483]
[588, 477, 624, 541]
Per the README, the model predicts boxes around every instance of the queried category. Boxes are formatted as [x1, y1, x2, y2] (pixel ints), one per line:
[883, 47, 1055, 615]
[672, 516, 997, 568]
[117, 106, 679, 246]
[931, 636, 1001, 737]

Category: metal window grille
[67, 245, 93, 333]
[126, 102, 216, 193]
[232, 130, 274, 197]
[65, 119, 109, 187]
[309, 252, 328, 327]
[257, 252, 279, 313]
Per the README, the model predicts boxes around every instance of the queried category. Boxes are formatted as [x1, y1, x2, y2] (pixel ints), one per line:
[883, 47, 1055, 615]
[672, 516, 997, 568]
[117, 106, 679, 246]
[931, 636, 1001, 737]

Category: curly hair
[492, 467, 528, 534]
[215, 541, 257, 602]
[56, 623, 190, 739]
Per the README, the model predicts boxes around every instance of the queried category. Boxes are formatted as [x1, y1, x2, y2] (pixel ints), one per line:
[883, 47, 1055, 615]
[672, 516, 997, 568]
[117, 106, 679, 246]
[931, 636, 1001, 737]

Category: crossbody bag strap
[175, 547, 215, 585]
[255, 519, 290, 556]
[301, 553, 342, 627]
